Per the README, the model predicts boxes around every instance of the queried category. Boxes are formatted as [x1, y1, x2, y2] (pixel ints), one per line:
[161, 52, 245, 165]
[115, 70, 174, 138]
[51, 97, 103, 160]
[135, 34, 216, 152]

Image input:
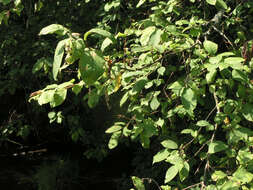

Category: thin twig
[203, 92, 220, 186]
[182, 181, 204, 190]
[142, 178, 162, 190]
[211, 25, 235, 49]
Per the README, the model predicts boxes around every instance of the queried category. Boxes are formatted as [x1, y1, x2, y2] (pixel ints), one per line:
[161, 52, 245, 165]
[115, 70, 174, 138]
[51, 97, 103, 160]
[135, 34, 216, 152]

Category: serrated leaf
[153, 149, 170, 164]
[208, 141, 228, 154]
[161, 139, 178, 149]
[242, 104, 253, 122]
[53, 39, 67, 80]
[204, 40, 218, 55]
[79, 51, 105, 85]
[105, 126, 122, 133]
[165, 165, 178, 183]
[232, 69, 248, 83]
[132, 176, 145, 190]
[39, 24, 69, 36]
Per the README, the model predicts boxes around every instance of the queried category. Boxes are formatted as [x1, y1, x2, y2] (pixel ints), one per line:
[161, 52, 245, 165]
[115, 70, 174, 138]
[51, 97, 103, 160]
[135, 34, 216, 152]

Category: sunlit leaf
[206, 0, 216, 5]
[53, 39, 67, 80]
[140, 27, 156, 46]
[153, 149, 170, 164]
[161, 139, 178, 149]
[105, 125, 122, 133]
[84, 28, 114, 41]
[79, 51, 105, 85]
[204, 40, 218, 55]
[179, 162, 190, 181]
[39, 24, 69, 36]
[150, 96, 160, 110]
[242, 104, 253, 122]
[232, 69, 248, 83]
[136, 0, 146, 8]
[212, 170, 227, 181]
[233, 167, 253, 184]
[132, 176, 145, 190]
[108, 131, 121, 149]
[181, 88, 197, 116]
[165, 165, 178, 183]
[208, 141, 228, 154]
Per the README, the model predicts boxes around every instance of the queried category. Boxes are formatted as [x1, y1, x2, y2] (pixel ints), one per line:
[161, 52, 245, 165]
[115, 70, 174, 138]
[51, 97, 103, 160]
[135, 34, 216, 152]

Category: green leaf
[132, 176, 145, 190]
[150, 96, 160, 110]
[216, 0, 228, 10]
[120, 92, 129, 107]
[108, 131, 121, 149]
[168, 81, 184, 96]
[206, 0, 216, 5]
[79, 51, 105, 85]
[232, 69, 248, 83]
[204, 40, 218, 55]
[148, 29, 162, 47]
[153, 149, 170, 164]
[206, 69, 217, 84]
[161, 139, 178, 149]
[136, 0, 146, 8]
[157, 67, 166, 76]
[84, 28, 113, 41]
[181, 88, 197, 115]
[196, 120, 212, 127]
[211, 170, 227, 181]
[32, 58, 45, 74]
[224, 57, 244, 70]
[0, 0, 11, 5]
[39, 24, 69, 36]
[101, 37, 113, 52]
[50, 88, 67, 107]
[165, 165, 178, 183]
[105, 126, 122, 133]
[88, 89, 100, 108]
[53, 39, 67, 81]
[233, 167, 253, 184]
[208, 141, 228, 154]
[242, 104, 253, 122]
[38, 90, 55, 105]
[179, 162, 190, 181]
[140, 27, 156, 46]
[72, 81, 84, 95]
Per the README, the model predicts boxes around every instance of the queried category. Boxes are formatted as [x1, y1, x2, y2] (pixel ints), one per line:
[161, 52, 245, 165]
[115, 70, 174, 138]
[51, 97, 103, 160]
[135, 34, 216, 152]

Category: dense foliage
[1, 0, 253, 189]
